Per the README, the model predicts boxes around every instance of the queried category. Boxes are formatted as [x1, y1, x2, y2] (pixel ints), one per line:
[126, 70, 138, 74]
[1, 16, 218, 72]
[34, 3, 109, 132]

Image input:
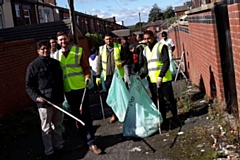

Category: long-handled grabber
[98, 84, 105, 120]
[156, 84, 162, 135]
[42, 97, 85, 126]
[79, 86, 87, 114]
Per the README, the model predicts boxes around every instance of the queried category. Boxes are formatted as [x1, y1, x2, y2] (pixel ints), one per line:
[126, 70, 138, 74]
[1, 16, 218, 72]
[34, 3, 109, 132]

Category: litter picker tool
[42, 97, 85, 126]
[156, 84, 162, 135]
[79, 81, 88, 114]
[98, 84, 105, 120]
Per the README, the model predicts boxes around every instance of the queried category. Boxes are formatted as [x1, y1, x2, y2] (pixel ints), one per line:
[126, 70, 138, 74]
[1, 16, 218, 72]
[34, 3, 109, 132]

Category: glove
[36, 97, 45, 104]
[115, 62, 122, 68]
[85, 78, 91, 87]
[96, 78, 101, 85]
[156, 77, 162, 88]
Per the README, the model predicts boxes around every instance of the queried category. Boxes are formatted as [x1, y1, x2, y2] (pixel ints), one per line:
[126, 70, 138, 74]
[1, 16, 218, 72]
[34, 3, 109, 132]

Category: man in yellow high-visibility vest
[142, 30, 180, 132]
[96, 32, 125, 123]
[55, 31, 101, 155]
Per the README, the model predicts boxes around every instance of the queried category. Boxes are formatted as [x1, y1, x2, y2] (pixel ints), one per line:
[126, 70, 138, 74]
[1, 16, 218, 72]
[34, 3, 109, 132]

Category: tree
[148, 4, 163, 22]
[85, 33, 104, 49]
[163, 6, 175, 19]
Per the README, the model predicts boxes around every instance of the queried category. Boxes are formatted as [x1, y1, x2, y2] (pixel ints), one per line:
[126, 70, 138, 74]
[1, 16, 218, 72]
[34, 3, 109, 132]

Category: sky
[56, 0, 186, 26]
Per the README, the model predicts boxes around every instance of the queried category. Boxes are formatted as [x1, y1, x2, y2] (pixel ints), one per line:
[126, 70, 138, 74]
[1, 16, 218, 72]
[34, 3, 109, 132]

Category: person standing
[49, 36, 59, 58]
[160, 31, 176, 76]
[26, 40, 64, 158]
[143, 30, 179, 131]
[89, 47, 99, 92]
[96, 32, 125, 123]
[159, 31, 175, 53]
[54, 31, 101, 155]
[121, 36, 133, 88]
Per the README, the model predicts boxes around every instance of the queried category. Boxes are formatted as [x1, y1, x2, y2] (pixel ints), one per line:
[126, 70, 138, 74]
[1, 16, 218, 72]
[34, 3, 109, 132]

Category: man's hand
[156, 77, 162, 88]
[85, 78, 91, 87]
[96, 78, 101, 85]
[36, 97, 45, 104]
[115, 62, 122, 68]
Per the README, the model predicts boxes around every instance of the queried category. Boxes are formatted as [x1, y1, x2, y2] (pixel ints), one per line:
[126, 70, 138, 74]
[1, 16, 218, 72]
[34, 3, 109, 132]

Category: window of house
[0, 7, 4, 29]
[97, 20, 100, 32]
[15, 4, 20, 18]
[44, 9, 50, 22]
[85, 18, 88, 32]
[76, 15, 79, 25]
[38, 9, 43, 19]
[23, 9, 31, 25]
[156, 26, 159, 32]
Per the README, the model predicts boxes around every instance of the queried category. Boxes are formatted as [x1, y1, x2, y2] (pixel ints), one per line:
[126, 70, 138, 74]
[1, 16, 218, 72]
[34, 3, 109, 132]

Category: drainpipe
[37, 0, 40, 24]
[10, 0, 17, 26]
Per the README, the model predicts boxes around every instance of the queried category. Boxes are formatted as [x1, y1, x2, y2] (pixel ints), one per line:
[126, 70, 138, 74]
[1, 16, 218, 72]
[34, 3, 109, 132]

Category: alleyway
[0, 80, 234, 160]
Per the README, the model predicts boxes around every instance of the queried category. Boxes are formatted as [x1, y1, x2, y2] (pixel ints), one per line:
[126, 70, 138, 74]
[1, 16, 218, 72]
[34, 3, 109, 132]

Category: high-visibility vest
[53, 46, 85, 92]
[99, 42, 124, 80]
[136, 43, 146, 49]
[144, 42, 172, 83]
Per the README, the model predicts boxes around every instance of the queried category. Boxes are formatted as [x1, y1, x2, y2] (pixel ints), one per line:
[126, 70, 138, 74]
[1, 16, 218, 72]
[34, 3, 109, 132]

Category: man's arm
[26, 63, 40, 102]
[96, 47, 103, 77]
[159, 45, 170, 78]
[80, 51, 91, 79]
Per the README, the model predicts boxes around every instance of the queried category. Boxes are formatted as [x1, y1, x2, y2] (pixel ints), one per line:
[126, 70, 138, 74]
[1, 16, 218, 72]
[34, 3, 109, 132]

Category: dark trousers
[65, 89, 95, 146]
[149, 81, 178, 124]
[92, 75, 98, 91]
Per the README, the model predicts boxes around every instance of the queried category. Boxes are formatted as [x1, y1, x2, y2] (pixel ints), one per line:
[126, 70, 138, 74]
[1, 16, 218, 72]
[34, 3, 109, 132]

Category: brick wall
[0, 38, 91, 122]
[169, 9, 225, 101]
[228, 3, 240, 118]
[0, 39, 37, 121]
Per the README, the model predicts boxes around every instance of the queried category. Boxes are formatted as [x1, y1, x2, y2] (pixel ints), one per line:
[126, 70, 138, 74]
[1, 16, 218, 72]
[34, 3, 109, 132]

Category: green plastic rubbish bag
[106, 68, 130, 122]
[61, 96, 71, 132]
[123, 76, 163, 138]
[100, 72, 106, 92]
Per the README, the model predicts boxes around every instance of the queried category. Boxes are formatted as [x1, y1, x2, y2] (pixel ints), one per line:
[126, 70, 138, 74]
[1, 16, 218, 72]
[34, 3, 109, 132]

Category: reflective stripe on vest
[53, 46, 85, 92]
[144, 42, 172, 83]
[100, 42, 124, 80]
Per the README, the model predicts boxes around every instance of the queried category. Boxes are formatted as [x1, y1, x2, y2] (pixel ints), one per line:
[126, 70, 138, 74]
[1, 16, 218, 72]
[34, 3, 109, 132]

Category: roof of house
[111, 29, 131, 37]
[133, 31, 143, 36]
[161, 20, 169, 29]
[0, 20, 79, 42]
[174, 1, 192, 12]
[103, 17, 116, 23]
[142, 20, 164, 28]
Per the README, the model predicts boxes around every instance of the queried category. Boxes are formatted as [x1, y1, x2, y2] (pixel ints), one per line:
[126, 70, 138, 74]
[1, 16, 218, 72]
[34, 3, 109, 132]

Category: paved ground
[0, 80, 216, 160]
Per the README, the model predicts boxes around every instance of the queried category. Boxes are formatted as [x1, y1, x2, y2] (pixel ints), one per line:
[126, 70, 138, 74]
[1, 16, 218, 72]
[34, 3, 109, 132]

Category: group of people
[25, 29, 179, 159]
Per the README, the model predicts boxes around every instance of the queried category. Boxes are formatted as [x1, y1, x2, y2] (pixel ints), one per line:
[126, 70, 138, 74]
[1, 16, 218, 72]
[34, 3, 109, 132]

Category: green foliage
[148, 4, 163, 22]
[163, 6, 175, 19]
[85, 32, 104, 49]
[129, 22, 146, 32]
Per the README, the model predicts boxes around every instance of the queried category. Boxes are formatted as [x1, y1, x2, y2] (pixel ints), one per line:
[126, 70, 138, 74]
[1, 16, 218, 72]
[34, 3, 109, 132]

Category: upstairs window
[15, 4, 20, 18]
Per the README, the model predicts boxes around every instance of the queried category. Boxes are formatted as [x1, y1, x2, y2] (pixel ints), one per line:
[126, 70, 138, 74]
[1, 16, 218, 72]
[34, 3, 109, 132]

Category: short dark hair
[143, 30, 154, 37]
[137, 34, 143, 39]
[104, 32, 114, 38]
[121, 36, 128, 41]
[49, 36, 57, 40]
[162, 31, 168, 37]
[56, 31, 68, 38]
[37, 40, 50, 49]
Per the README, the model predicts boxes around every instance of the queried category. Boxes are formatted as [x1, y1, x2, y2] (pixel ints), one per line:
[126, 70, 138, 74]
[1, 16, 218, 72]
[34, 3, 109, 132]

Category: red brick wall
[228, 3, 240, 118]
[169, 10, 224, 101]
[0, 39, 37, 121]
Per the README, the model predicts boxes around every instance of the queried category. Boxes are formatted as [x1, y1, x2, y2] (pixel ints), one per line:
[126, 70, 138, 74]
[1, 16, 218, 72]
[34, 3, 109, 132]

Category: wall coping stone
[185, 3, 214, 15]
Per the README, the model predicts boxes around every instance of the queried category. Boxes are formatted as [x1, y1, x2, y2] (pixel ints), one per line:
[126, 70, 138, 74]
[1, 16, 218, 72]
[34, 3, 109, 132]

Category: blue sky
[56, 0, 186, 26]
